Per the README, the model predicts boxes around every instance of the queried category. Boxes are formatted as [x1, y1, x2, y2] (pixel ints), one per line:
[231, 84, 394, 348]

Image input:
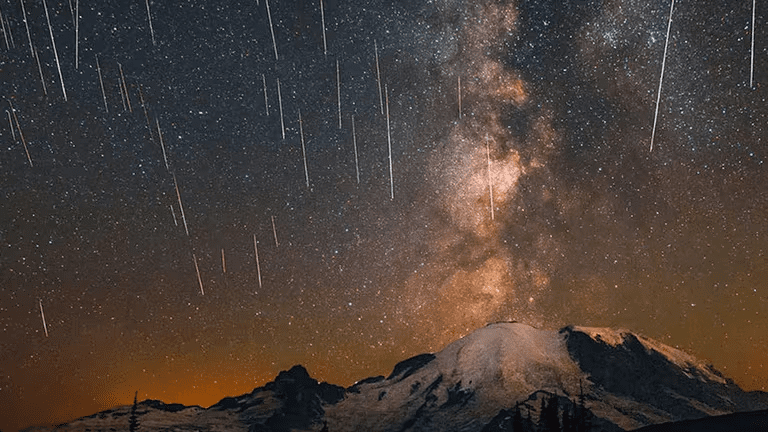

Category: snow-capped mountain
[24, 322, 768, 432]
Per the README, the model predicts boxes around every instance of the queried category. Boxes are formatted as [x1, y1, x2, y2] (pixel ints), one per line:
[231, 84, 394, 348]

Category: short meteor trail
[138, 86, 153, 140]
[650, 0, 675, 152]
[352, 114, 360, 184]
[458, 76, 462, 119]
[271, 215, 279, 247]
[173, 173, 189, 236]
[385, 85, 393, 200]
[486, 137, 494, 221]
[156, 119, 169, 170]
[8, 101, 32, 167]
[299, 110, 309, 188]
[6, 110, 14, 141]
[34, 47, 47, 95]
[0, 8, 8, 50]
[221, 248, 227, 274]
[375, 41, 383, 114]
[253, 235, 262, 289]
[170, 204, 178, 226]
[39, 299, 48, 337]
[277, 78, 285, 140]
[96, 55, 108, 113]
[193, 253, 205, 295]
[262, 74, 269, 115]
[118, 63, 132, 112]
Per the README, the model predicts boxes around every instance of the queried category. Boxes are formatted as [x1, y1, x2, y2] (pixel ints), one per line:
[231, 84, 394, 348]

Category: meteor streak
[352, 114, 360, 184]
[375, 41, 383, 115]
[193, 253, 205, 295]
[43, 0, 67, 101]
[96, 55, 108, 113]
[650, 0, 675, 152]
[486, 137, 494, 221]
[265, 0, 278, 61]
[173, 173, 189, 236]
[385, 85, 393, 200]
[271, 216, 279, 247]
[39, 299, 48, 337]
[277, 78, 285, 140]
[145, 0, 156, 46]
[299, 110, 309, 188]
[253, 235, 262, 289]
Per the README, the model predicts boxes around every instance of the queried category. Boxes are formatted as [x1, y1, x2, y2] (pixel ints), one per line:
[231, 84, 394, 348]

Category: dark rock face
[387, 353, 437, 381]
[138, 399, 191, 413]
[242, 365, 345, 432]
[347, 375, 386, 394]
[562, 327, 763, 420]
[210, 396, 250, 411]
[440, 381, 474, 409]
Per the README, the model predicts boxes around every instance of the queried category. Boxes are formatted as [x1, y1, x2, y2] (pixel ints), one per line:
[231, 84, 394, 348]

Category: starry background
[1, 0, 767, 430]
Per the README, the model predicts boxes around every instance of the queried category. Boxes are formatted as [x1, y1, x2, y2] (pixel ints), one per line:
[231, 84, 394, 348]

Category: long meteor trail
[265, 0, 278, 60]
[145, 0, 156, 46]
[650, 0, 675, 152]
[43, 0, 67, 101]
[320, 0, 327, 55]
[750, 0, 756, 88]
[385, 85, 393, 200]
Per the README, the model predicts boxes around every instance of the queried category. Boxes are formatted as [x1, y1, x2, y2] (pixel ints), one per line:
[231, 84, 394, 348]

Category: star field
[1, 0, 767, 430]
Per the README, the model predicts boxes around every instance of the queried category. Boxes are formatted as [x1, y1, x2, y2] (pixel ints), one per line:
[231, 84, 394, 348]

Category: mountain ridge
[22, 322, 768, 432]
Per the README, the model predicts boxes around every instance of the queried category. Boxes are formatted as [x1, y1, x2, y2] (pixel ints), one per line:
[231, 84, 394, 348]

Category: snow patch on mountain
[325, 322, 587, 431]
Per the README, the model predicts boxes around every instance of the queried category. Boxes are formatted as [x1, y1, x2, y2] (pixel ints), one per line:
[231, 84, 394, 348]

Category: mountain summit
[25, 322, 767, 432]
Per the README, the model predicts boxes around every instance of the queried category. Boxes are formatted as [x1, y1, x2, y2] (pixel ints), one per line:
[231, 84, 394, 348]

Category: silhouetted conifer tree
[575, 380, 590, 432]
[561, 405, 574, 432]
[129, 391, 139, 432]
[539, 395, 560, 432]
[512, 404, 525, 432]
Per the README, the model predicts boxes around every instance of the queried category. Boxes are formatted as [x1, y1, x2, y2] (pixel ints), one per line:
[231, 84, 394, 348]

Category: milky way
[1, 0, 766, 430]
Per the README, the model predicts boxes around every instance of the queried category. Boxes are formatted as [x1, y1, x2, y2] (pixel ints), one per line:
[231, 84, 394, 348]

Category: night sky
[1, 0, 767, 430]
